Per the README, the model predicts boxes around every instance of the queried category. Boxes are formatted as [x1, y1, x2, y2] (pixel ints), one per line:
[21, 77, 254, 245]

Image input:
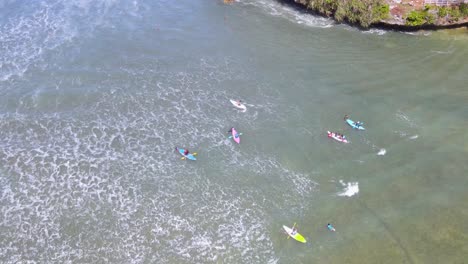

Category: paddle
[287, 222, 296, 239]
[228, 133, 243, 139]
[181, 152, 197, 160]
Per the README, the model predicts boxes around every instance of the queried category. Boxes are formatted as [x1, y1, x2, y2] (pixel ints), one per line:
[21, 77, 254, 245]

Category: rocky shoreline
[282, 0, 468, 30]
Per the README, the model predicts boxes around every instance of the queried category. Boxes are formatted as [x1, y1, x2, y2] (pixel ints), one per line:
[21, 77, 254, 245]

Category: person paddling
[184, 149, 190, 155]
[291, 226, 298, 235]
[327, 223, 336, 232]
[228, 127, 240, 138]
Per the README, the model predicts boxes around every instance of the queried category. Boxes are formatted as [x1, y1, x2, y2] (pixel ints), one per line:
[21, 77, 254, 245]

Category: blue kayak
[176, 147, 196, 161]
[345, 119, 365, 130]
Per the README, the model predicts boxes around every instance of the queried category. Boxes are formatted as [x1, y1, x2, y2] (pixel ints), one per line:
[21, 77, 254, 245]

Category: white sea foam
[362, 29, 387, 35]
[337, 180, 359, 197]
[0, 59, 296, 263]
[241, 0, 334, 28]
[431, 49, 454, 54]
[377, 148, 387, 156]
[403, 31, 431, 36]
[396, 110, 418, 128]
[0, 0, 144, 82]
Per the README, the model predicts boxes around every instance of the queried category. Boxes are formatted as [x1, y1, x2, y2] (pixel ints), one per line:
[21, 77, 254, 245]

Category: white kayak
[230, 99, 246, 112]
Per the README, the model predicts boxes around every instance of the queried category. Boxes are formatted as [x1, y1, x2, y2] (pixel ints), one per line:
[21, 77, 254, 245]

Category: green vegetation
[444, 4, 468, 22]
[448, 7, 461, 22]
[405, 6, 435, 26]
[438, 7, 448, 18]
[297, 0, 390, 28]
[460, 3, 468, 17]
[406, 11, 426, 26]
[373, 3, 390, 20]
[295, 0, 466, 28]
[434, 4, 468, 23]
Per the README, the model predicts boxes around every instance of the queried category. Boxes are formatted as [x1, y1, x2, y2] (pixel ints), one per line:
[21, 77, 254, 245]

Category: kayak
[230, 99, 246, 112]
[230, 127, 241, 144]
[327, 131, 349, 143]
[283, 225, 307, 243]
[345, 118, 365, 130]
[176, 147, 196, 161]
[327, 224, 336, 232]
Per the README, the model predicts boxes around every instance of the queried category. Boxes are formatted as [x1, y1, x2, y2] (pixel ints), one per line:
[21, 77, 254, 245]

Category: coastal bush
[302, 0, 389, 28]
[426, 12, 435, 24]
[334, 4, 347, 22]
[423, 5, 435, 24]
[405, 8, 435, 26]
[373, 4, 390, 20]
[448, 7, 461, 21]
[438, 7, 448, 18]
[306, 0, 337, 16]
[460, 3, 468, 17]
[406, 11, 426, 26]
[298, 0, 462, 28]
[347, 0, 369, 25]
[324, 0, 339, 12]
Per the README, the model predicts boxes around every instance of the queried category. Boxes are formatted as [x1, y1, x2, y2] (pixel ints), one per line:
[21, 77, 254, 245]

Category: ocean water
[0, 0, 467, 263]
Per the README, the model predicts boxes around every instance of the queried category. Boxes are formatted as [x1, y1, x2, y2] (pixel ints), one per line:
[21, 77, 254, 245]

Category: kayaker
[236, 100, 242, 106]
[184, 149, 189, 155]
[291, 227, 298, 235]
[327, 223, 335, 231]
[344, 115, 349, 121]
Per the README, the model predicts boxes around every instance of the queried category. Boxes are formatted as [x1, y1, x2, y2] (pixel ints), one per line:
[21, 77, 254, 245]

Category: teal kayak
[345, 119, 365, 130]
[176, 147, 197, 161]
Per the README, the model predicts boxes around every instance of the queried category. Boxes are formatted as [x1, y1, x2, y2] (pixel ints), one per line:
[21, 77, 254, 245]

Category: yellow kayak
[283, 225, 306, 243]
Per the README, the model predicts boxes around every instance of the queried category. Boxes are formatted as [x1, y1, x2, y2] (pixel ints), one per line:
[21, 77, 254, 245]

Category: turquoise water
[0, 0, 467, 263]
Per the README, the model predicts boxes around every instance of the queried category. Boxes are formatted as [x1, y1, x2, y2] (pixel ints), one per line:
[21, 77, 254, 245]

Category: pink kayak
[231, 127, 241, 144]
[327, 131, 349, 143]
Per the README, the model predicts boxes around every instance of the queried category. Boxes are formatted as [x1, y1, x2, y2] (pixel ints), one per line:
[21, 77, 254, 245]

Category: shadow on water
[356, 199, 415, 264]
